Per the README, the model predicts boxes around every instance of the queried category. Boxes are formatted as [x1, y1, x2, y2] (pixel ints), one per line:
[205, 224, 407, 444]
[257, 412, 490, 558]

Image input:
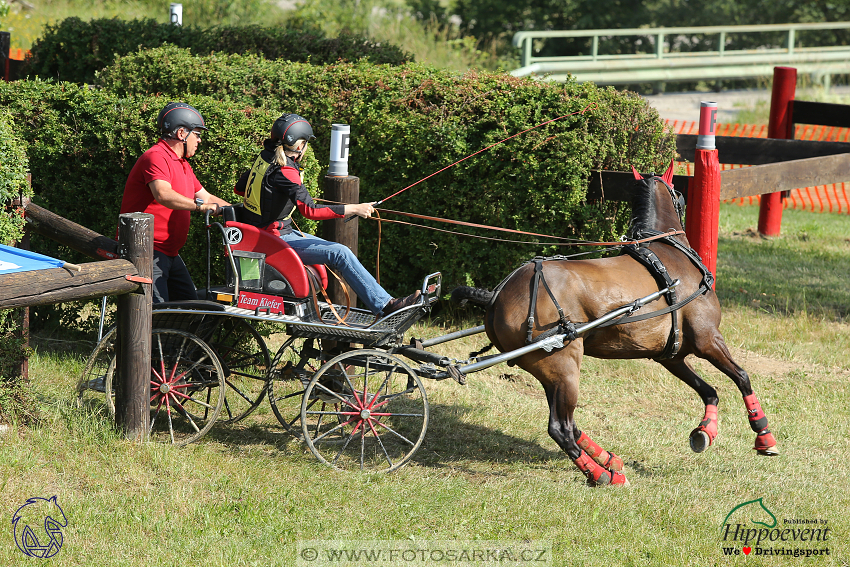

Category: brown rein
[317, 198, 684, 248]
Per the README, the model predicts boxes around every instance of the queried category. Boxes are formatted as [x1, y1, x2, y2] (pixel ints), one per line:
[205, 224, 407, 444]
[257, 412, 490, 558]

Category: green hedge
[0, 79, 322, 332]
[98, 46, 676, 289]
[0, 110, 35, 425]
[21, 17, 413, 84]
[2, 49, 674, 330]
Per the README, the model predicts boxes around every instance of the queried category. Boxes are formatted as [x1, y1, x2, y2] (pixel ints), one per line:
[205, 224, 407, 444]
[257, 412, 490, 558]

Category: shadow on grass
[196, 401, 565, 469]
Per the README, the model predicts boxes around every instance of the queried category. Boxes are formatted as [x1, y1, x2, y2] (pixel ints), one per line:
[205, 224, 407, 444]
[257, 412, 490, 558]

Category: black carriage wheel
[267, 337, 322, 438]
[75, 325, 117, 410]
[105, 329, 225, 446]
[207, 318, 271, 424]
[301, 349, 429, 473]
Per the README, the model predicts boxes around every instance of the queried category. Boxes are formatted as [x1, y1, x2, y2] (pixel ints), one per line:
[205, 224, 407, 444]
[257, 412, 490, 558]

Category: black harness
[495, 174, 715, 361]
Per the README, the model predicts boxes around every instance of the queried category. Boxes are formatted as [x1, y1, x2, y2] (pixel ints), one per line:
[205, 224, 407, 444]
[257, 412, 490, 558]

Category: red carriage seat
[221, 206, 327, 298]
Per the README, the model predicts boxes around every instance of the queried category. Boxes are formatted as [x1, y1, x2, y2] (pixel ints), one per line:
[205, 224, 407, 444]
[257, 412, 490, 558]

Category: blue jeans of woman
[280, 231, 392, 314]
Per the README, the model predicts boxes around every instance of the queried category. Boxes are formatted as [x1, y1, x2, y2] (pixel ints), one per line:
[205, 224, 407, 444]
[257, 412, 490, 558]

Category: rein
[318, 198, 684, 247]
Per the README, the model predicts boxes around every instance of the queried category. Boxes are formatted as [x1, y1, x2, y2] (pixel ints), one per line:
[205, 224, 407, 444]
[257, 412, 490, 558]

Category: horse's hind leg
[658, 359, 720, 453]
[698, 332, 779, 456]
[530, 346, 628, 486]
[573, 427, 625, 472]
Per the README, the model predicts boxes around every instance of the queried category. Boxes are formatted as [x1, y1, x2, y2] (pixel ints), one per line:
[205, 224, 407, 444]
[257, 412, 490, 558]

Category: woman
[235, 113, 420, 315]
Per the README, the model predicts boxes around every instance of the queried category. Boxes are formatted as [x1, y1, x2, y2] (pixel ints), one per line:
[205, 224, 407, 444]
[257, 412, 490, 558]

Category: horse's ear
[631, 165, 643, 180]
[661, 159, 674, 187]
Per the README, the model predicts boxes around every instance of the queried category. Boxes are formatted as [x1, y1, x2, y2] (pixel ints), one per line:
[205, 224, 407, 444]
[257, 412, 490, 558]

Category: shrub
[2, 49, 674, 330]
[0, 79, 321, 333]
[0, 109, 35, 425]
[21, 17, 412, 84]
[98, 47, 675, 290]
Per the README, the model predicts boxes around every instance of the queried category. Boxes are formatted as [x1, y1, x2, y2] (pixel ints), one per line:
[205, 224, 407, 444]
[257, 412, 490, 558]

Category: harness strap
[621, 245, 681, 359]
[597, 284, 706, 326]
[526, 259, 577, 345]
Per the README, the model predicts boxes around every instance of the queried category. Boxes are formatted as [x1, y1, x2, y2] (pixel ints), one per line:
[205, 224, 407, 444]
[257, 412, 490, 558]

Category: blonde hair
[274, 139, 306, 166]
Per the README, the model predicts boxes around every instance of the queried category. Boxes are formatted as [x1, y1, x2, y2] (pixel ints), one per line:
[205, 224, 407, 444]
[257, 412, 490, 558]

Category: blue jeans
[280, 231, 392, 314]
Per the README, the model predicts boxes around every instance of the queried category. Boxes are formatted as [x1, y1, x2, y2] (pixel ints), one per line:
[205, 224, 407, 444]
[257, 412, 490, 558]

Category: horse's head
[628, 161, 686, 239]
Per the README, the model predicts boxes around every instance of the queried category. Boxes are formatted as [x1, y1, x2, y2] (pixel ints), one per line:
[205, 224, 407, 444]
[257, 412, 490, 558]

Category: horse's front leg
[532, 347, 629, 486]
[701, 333, 779, 456]
[659, 359, 720, 453]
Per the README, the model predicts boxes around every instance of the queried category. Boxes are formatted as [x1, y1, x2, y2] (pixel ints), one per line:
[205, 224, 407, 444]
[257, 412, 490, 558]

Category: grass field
[1, 203, 848, 566]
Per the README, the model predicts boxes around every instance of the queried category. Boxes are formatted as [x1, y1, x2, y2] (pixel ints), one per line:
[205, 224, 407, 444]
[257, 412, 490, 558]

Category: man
[120, 102, 230, 303]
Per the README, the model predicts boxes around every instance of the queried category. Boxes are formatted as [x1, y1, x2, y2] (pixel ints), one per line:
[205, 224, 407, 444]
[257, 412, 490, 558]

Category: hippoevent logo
[720, 497, 831, 558]
[11, 496, 68, 558]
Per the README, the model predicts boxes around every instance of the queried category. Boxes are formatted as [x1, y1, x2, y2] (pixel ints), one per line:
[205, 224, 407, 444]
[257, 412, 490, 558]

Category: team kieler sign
[238, 291, 285, 314]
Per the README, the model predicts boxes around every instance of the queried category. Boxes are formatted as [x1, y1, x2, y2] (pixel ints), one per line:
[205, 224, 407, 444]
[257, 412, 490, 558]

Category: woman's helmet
[271, 114, 316, 147]
[157, 102, 207, 138]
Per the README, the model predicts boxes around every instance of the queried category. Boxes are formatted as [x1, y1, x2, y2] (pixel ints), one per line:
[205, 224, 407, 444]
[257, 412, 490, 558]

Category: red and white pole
[685, 101, 720, 288]
[758, 66, 797, 236]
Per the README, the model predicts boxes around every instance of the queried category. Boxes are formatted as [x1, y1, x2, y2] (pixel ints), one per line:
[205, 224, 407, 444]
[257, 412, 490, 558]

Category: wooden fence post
[685, 101, 720, 287]
[114, 213, 153, 441]
[0, 32, 9, 82]
[758, 66, 797, 236]
[323, 175, 360, 307]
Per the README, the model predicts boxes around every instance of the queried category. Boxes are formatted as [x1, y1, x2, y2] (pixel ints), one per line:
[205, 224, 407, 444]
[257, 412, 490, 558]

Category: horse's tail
[451, 286, 494, 307]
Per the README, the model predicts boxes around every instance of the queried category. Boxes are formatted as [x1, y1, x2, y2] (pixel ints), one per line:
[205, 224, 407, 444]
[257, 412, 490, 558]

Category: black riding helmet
[157, 102, 207, 139]
[270, 113, 316, 147]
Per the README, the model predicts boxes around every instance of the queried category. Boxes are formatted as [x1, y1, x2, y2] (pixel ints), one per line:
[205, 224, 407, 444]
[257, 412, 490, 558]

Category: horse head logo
[722, 497, 777, 530]
[12, 495, 68, 558]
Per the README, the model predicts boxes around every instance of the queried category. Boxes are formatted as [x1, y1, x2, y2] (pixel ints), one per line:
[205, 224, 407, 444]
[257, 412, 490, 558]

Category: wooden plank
[791, 100, 850, 129]
[719, 153, 850, 200]
[676, 134, 850, 165]
[20, 200, 120, 260]
[586, 170, 690, 202]
[0, 259, 139, 309]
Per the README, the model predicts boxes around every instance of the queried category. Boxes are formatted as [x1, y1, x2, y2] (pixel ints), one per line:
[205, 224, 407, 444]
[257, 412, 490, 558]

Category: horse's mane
[627, 177, 657, 238]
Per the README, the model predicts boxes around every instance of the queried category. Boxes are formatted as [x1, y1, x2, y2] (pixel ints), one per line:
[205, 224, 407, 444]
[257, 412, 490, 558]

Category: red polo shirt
[120, 140, 203, 256]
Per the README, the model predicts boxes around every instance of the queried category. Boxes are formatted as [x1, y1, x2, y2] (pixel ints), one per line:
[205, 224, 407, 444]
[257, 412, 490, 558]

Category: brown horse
[453, 164, 778, 486]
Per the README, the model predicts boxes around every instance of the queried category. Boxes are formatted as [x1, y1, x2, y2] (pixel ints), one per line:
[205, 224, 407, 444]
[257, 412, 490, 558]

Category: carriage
[77, 168, 777, 481]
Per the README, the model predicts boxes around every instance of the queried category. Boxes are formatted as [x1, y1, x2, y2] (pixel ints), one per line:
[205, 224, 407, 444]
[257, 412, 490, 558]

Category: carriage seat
[220, 205, 328, 298]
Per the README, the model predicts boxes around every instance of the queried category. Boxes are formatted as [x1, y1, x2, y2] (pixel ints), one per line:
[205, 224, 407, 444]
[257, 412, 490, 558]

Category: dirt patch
[726, 347, 850, 381]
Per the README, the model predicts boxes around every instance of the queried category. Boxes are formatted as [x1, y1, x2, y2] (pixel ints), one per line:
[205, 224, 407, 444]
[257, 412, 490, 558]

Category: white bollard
[327, 124, 351, 177]
[170, 3, 183, 26]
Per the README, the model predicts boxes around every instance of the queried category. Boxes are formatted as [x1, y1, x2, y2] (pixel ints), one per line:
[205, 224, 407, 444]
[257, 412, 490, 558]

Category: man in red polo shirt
[120, 102, 230, 303]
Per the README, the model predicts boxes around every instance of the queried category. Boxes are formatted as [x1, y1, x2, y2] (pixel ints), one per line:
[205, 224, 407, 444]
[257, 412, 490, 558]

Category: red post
[685, 101, 720, 287]
[758, 66, 797, 236]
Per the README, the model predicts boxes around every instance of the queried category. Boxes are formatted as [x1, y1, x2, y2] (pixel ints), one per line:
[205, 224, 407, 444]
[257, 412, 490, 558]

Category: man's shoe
[382, 290, 422, 315]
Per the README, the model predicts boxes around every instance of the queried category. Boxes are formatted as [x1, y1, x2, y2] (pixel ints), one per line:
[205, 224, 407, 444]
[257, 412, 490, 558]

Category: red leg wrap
[577, 431, 624, 472]
[743, 393, 777, 451]
[697, 404, 719, 444]
[574, 451, 628, 486]
[755, 429, 777, 451]
[743, 394, 768, 427]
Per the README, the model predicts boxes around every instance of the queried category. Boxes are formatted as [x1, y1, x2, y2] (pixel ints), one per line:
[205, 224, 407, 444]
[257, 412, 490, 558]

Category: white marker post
[170, 3, 183, 26]
[328, 124, 351, 177]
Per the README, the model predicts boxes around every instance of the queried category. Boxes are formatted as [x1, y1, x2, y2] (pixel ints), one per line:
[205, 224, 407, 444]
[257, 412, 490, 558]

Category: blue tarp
[0, 244, 65, 275]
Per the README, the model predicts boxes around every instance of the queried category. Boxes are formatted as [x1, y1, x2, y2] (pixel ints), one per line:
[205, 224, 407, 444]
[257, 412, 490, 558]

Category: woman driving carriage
[234, 113, 420, 316]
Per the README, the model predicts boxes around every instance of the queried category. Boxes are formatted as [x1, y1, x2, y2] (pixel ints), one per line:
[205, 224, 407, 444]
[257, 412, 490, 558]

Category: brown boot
[382, 290, 422, 315]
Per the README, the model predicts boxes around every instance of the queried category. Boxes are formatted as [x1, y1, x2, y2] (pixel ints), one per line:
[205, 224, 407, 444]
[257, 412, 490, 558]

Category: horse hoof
[689, 429, 710, 453]
[593, 470, 629, 487]
[756, 446, 779, 456]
